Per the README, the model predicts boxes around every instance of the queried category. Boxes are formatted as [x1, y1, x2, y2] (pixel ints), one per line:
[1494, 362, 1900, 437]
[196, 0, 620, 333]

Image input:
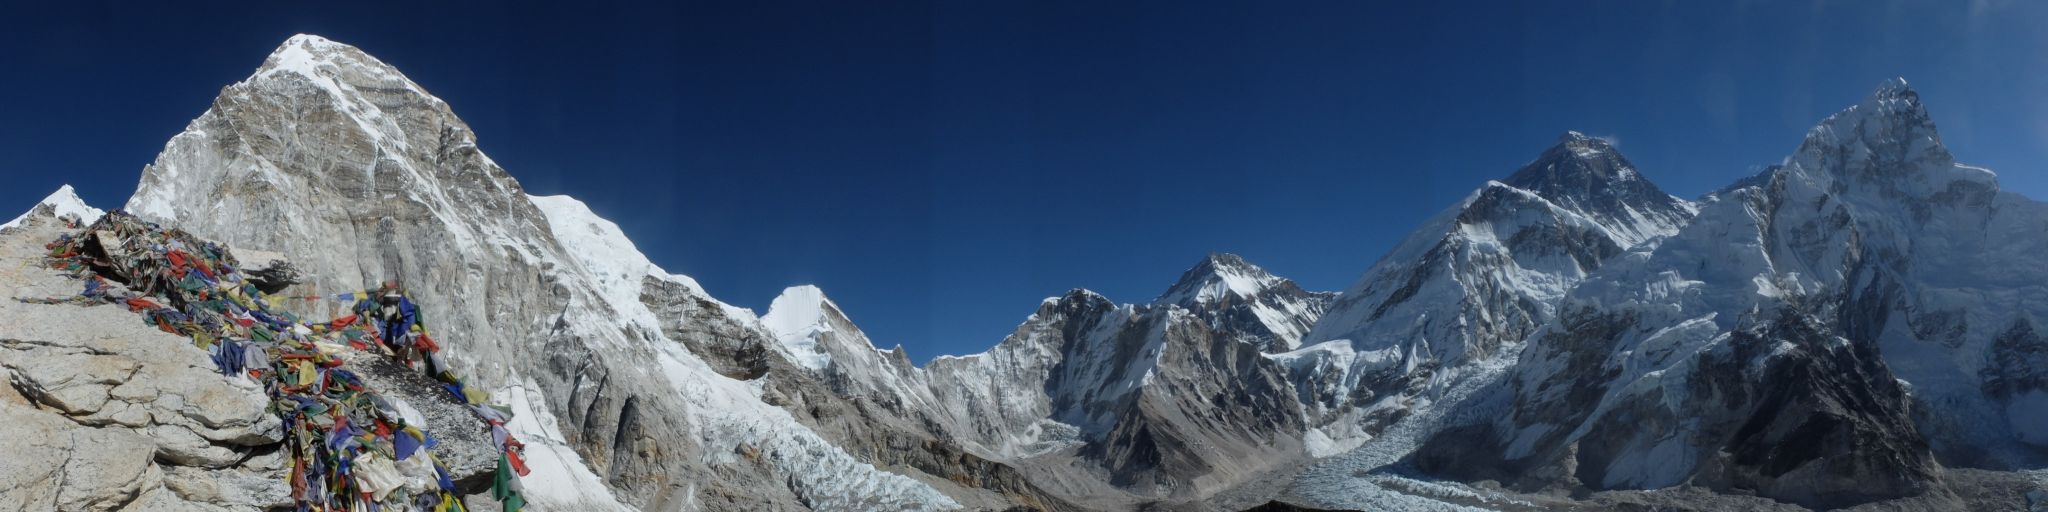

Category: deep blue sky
[4, 2, 2045, 361]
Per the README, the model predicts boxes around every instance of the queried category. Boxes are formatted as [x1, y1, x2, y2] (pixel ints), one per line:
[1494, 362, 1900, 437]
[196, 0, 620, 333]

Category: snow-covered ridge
[1, 185, 104, 231]
[528, 193, 747, 321]
[525, 194, 959, 510]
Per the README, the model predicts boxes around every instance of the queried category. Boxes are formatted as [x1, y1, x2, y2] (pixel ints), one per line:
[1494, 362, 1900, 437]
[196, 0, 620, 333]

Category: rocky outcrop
[0, 209, 289, 511]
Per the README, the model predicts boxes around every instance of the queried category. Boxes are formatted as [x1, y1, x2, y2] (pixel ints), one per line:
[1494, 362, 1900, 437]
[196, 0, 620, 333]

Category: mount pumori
[3, 34, 2045, 512]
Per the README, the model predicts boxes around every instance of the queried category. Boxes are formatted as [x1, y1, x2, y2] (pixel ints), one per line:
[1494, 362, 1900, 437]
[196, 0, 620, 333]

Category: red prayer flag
[507, 449, 532, 477]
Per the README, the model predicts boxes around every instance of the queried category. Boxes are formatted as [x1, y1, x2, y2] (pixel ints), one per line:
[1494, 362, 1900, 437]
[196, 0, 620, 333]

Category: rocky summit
[3, 34, 2046, 512]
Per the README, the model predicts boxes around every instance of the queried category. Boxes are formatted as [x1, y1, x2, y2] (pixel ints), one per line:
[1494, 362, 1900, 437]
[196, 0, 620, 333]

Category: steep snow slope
[528, 194, 965, 510]
[1411, 79, 2038, 509]
[123, 34, 957, 511]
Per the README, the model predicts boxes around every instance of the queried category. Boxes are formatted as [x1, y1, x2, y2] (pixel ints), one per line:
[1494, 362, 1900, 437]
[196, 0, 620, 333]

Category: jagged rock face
[122, 35, 964, 511]
[730, 285, 1085, 511]
[990, 289, 1309, 501]
[932, 264, 1315, 501]
[919, 294, 1094, 461]
[1080, 307, 1306, 496]
[1416, 304, 1935, 509]
[1411, 79, 2042, 508]
[643, 275, 774, 381]
[758, 255, 1326, 504]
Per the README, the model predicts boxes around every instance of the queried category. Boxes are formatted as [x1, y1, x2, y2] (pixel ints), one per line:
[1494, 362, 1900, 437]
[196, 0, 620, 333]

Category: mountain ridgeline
[3, 35, 2043, 511]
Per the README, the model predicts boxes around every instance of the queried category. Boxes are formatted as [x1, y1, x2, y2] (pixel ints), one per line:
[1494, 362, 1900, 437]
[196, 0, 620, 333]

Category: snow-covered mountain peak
[1, 185, 104, 231]
[1493, 129, 1695, 246]
[1823, 77, 1936, 142]
[257, 33, 399, 80]
[1505, 130, 1641, 196]
[1056, 287, 1117, 310]
[281, 33, 345, 49]
[765, 284, 835, 335]
[1153, 253, 1334, 352]
[1156, 252, 1287, 306]
[1868, 76, 1916, 101]
[1786, 78, 1976, 199]
[767, 284, 833, 316]
[762, 284, 843, 370]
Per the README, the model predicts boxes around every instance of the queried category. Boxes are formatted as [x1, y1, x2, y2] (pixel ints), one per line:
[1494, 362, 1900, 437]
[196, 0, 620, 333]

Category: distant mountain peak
[1792, 77, 1953, 180]
[1504, 130, 1631, 190]
[1156, 252, 1287, 306]
[1846, 77, 1931, 128]
[1869, 76, 1916, 101]
[1190, 252, 1263, 281]
[277, 33, 349, 54]
[2, 185, 105, 231]
[1056, 287, 1115, 308]
[1490, 128, 1694, 244]
[258, 33, 381, 76]
[1153, 253, 1333, 352]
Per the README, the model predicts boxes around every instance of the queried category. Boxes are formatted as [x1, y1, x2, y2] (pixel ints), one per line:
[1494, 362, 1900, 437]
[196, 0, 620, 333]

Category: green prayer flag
[490, 453, 525, 512]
